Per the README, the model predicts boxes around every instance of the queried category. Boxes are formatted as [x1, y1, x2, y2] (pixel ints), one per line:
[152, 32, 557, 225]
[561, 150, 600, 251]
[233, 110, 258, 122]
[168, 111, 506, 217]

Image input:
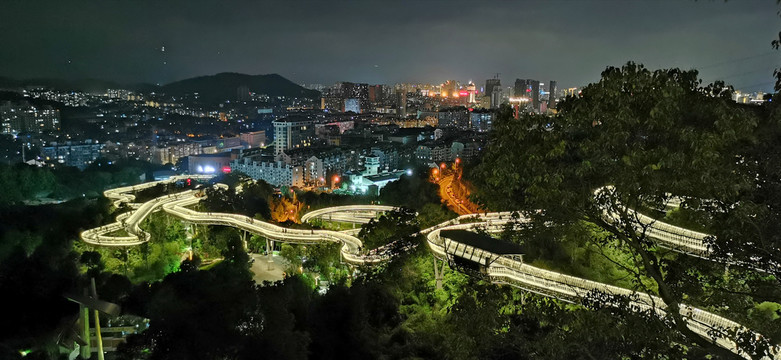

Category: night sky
[0, 1, 777, 91]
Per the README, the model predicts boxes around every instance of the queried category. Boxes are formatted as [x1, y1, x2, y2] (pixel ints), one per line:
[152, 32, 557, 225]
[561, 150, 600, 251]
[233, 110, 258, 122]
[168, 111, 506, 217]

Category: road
[79, 178, 778, 359]
[438, 175, 476, 215]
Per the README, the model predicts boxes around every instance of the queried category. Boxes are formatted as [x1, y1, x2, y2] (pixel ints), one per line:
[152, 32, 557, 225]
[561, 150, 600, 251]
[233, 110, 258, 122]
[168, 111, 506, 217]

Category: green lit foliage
[246, 234, 266, 253]
[298, 190, 374, 211]
[379, 172, 442, 210]
[416, 203, 458, 229]
[0, 157, 149, 206]
[0, 163, 55, 205]
[358, 207, 419, 250]
[501, 221, 659, 293]
[277, 242, 347, 283]
[471, 63, 775, 356]
[661, 206, 711, 233]
[201, 179, 273, 220]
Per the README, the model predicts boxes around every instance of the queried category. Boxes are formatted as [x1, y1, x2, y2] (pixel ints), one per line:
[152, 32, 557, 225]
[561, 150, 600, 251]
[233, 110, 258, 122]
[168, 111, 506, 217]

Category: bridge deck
[440, 229, 523, 255]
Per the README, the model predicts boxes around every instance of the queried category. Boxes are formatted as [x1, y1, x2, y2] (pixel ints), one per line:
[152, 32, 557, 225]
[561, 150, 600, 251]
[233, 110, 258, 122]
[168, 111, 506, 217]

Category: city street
[438, 175, 477, 215]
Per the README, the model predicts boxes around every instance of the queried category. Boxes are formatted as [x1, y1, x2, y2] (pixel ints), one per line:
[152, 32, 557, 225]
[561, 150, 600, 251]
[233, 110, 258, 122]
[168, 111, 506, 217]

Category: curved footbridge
[426, 218, 776, 359]
[83, 181, 398, 265]
[80, 180, 778, 358]
[300, 205, 397, 224]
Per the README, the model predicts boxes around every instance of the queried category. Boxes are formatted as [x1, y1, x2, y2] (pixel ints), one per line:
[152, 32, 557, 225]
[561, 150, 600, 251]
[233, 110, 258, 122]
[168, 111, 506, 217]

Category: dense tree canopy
[471, 63, 779, 357]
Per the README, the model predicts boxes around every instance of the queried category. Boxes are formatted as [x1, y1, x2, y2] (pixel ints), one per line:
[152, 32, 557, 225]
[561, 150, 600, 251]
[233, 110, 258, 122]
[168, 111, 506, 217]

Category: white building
[231, 157, 304, 188]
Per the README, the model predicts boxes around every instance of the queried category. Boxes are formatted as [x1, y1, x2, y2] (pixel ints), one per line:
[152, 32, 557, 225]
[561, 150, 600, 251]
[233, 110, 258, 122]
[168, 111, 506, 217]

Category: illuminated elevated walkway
[80, 180, 778, 358]
[300, 205, 397, 224]
[426, 218, 778, 360]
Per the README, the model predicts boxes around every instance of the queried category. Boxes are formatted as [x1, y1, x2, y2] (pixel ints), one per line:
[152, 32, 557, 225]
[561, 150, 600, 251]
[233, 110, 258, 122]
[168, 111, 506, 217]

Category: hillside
[0, 73, 318, 102]
[160, 72, 320, 103]
[0, 76, 155, 94]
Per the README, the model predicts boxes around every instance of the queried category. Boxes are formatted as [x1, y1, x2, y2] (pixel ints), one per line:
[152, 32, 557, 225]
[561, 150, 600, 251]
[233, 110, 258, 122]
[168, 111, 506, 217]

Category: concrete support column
[434, 257, 446, 290]
[266, 238, 275, 270]
[90, 278, 105, 360]
[80, 289, 90, 359]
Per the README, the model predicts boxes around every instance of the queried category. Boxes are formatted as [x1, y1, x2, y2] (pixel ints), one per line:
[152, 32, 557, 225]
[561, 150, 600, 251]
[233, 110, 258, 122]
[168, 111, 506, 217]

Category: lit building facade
[273, 118, 315, 155]
[42, 141, 104, 170]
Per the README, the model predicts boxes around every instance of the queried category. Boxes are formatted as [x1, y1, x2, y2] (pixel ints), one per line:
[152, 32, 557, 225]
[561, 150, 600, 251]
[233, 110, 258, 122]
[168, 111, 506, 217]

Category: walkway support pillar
[90, 278, 105, 360]
[80, 288, 90, 359]
[266, 238, 275, 270]
[434, 257, 446, 290]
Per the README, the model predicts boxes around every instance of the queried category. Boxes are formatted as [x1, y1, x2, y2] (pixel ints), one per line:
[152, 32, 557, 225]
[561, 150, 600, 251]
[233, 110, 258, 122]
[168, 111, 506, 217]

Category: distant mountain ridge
[160, 72, 320, 103]
[0, 76, 156, 94]
[0, 72, 319, 102]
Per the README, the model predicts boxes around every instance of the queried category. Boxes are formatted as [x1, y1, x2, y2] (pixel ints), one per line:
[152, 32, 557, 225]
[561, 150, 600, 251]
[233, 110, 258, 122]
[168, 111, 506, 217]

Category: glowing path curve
[79, 179, 778, 359]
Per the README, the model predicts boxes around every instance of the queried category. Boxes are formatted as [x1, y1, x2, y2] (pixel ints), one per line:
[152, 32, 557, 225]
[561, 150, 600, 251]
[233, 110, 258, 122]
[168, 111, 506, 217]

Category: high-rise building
[396, 89, 407, 118]
[344, 98, 360, 113]
[470, 109, 494, 132]
[548, 81, 557, 110]
[490, 85, 502, 108]
[368, 85, 383, 104]
[321, 82, 370, 113]
[273, 117, 315, 155]
[437, 108, 470, 130]
[514, 79, 540, 113]
[485, 78, 501, 104]
[466, 82, 477, 104]
[342, 82, 369, 112]
[0, 101, 60, 134]
[442, 80, 458, 98]
[514, 79, 529, 97]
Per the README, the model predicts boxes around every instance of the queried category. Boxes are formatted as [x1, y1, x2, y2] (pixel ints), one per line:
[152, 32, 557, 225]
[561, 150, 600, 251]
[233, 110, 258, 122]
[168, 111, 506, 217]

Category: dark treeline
[0, 197, 114, 357]
[0, 159, 154, 206]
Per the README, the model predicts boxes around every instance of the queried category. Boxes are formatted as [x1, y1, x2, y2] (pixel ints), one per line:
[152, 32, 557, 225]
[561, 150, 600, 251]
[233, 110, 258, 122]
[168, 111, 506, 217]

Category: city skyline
[0, 0, 777, 91]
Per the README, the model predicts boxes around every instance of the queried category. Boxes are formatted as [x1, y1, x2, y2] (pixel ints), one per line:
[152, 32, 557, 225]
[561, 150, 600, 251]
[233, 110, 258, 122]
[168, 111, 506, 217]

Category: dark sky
[0, 1, 777, 91]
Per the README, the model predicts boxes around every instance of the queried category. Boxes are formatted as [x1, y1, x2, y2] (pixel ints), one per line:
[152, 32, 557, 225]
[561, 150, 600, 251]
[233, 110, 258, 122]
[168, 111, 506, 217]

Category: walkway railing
[81, 180, 778, 358]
